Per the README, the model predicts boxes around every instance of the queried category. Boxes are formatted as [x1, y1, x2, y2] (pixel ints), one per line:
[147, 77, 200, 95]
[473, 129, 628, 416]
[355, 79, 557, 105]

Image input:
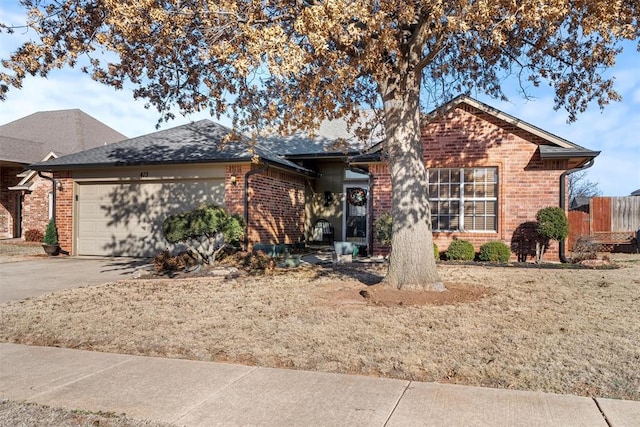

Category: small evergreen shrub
[479, 241, 511, 262]
[374, 212, 393, 246]
[25, 229, 44, 242]
[163, 205, 244, 246]
[536, 207, 569, 242]
[433, 242, 439, 260]
[445, 239, 475, 261]
[162, 205, 244, 264]
[43, 219, 58, 245]
[534, 206, 569, 262]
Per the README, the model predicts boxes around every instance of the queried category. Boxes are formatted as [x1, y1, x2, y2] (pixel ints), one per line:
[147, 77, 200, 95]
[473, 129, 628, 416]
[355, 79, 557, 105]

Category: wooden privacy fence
[567, 210, 589, 250]
[568, 196, 640, 251]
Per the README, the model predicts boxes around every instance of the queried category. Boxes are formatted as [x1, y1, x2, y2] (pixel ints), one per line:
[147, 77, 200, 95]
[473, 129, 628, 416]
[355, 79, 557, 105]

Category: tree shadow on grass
[314, 262, 386, 286]
[99, 257, 152, 275]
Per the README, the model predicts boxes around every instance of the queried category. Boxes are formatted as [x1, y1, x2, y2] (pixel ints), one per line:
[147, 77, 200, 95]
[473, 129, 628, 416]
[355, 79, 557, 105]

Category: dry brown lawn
[0, 240, 44, 262]
[1, 255, 639, 401]
[0, 400, 171, 427]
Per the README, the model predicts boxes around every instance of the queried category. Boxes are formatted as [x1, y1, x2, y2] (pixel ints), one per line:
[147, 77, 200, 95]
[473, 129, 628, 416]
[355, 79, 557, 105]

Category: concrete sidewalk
[1, 344, 638, 426]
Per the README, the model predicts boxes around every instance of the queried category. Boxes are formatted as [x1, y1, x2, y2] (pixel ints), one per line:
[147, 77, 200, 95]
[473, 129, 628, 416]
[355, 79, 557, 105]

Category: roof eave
[29, 156, 318, 177]
[348, 153, 383, 164]
[282, 151, 360, 160]
[260, 159, 319, 178]
[539, 149, 601, 160]
[8, 184, 33, 191]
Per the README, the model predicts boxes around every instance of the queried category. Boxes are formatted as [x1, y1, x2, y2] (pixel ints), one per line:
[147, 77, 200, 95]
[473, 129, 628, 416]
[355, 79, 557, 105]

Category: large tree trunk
[379, 70, 445, 291]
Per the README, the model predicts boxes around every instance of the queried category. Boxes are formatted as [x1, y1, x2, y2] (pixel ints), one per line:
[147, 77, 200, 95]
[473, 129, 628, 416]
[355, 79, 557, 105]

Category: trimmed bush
[534, 206, 569, 262]
[433, 242, 439, 260]
[479, 241, 511, 262]
[163, 205, 244, 245]
[374, 212, 393, 246]
[162, 205, 244, 264]
[445, 239, 475, 261]
[536, 207, 569, 242]
[43, 219, 58, 245]
[25, 229, 44, 242]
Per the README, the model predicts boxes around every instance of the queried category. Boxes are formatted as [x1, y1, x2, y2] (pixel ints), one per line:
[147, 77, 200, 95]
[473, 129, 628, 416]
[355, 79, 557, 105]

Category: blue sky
[1, 3, 638, 196]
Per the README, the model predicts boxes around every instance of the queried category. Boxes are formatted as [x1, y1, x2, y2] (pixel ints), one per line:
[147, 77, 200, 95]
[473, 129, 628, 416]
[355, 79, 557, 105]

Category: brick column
[53, 172, 73, 254]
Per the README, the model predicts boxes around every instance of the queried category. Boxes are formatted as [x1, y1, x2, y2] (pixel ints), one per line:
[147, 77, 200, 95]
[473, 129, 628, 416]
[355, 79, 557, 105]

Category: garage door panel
[77, 180, 225, 256]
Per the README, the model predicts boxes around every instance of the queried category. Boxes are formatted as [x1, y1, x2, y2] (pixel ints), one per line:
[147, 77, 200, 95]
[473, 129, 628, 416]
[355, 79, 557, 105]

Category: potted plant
[42, 219, 60, 256]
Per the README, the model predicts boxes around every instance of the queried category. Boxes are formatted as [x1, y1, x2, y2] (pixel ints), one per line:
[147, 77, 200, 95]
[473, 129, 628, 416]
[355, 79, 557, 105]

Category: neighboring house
[27, 96, 599, 260]
[0, 110, 127, 239]
[570, 196, 592, 212]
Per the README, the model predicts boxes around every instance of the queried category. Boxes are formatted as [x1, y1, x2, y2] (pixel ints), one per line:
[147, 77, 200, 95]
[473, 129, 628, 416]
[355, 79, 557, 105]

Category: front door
[343, 183, 368, 246]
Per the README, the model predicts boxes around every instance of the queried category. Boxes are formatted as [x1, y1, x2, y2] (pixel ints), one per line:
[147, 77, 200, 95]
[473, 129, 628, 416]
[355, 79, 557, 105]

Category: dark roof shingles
[0, 109, 126, 161]
[30, 120, 313, 174]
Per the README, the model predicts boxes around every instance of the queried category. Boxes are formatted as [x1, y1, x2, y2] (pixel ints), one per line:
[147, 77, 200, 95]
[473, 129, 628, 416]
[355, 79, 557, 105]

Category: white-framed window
[345, 170, 369, 180]
[427, 167, 498, 232]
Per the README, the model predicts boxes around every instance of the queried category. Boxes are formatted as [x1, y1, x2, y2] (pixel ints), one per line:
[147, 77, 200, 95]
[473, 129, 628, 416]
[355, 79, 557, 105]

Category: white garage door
[77, 180, 225, 256]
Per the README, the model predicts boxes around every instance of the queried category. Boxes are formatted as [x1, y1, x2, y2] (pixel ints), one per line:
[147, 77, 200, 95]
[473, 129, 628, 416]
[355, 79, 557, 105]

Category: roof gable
[427, 96, 599, 168]
[8, 152, 58, 191]
[426, 95, 590, 151]
[351, 95, 599, 167]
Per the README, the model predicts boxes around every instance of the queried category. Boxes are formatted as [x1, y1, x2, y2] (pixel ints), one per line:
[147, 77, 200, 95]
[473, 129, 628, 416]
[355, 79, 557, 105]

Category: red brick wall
[248, 167, 306, 245]
[371, 163, 392, 256]
[53, 173, 73, 254]
[0, 167, 21, 238]
[225, 164, 250, 217]
[371, 105, 566, 261]
[21, 174, 54, 237]
[225, 164, 306, 247]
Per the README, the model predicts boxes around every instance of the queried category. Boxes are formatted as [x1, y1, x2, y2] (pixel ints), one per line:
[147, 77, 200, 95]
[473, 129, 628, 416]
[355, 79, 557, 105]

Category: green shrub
[25, 229, 44, 242]
[536, 207, 569, 242]
[478, 241, 511, 262]
[43, 219, 58, 245]
[433, 242, 439, 260]
[163, 205, 244, 245]
[374, 212, 393, 246]
[534, 206, 569, 262]
[162, 205, 244, 264]
[445, 239, 475, 261]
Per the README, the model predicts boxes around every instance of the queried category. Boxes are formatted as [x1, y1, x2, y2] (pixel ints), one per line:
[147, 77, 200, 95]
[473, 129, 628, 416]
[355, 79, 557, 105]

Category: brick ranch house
[28, 96, 599, 260]
[0, 110, 126, 239]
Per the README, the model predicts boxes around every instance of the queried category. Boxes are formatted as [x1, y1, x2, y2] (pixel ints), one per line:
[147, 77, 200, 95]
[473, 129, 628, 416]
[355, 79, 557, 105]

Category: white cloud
[0, 70, 228, 138]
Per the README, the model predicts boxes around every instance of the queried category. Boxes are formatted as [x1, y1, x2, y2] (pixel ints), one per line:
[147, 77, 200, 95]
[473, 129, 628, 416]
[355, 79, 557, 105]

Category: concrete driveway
[0, 257, 150, 303]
